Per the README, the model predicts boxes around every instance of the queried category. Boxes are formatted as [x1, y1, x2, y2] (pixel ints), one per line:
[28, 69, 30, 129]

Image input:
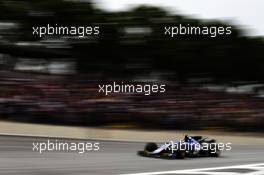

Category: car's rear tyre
[145, 142, 158, 152]
[176, 150, 186, 159]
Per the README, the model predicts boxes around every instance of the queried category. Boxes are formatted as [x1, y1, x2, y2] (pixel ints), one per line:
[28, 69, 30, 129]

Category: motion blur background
[0, 0, 264, 132]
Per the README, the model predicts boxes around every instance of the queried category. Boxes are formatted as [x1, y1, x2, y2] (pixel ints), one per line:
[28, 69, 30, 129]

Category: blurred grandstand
[0, 70, 264, 131]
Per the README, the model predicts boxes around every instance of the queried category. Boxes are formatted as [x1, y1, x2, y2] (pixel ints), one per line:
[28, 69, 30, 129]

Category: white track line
[121, 163, 264, 175]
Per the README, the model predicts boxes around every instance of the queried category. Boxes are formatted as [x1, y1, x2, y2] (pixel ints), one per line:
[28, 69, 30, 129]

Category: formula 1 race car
[138, 135, 221, 159]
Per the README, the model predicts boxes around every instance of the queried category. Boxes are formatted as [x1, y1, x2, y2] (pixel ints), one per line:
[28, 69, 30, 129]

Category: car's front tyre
[208, 144, 221, 157]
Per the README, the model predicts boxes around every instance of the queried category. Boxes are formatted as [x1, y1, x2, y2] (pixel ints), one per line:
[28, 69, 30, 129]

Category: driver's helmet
[184, 135, 189, 142]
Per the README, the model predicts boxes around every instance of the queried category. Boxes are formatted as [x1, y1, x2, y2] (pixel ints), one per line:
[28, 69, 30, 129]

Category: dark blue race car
[138, 135, 221, 159]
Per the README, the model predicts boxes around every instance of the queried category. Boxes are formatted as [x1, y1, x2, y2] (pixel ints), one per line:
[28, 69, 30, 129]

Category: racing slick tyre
[145, 142, 158, 152]
[208, 144, 221, 157]
[209, 149, 221, 157]
[176, 150, 186, 159]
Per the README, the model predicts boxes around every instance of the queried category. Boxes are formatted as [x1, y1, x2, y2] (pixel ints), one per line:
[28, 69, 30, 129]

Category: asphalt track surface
[0, 135, 263, 175]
